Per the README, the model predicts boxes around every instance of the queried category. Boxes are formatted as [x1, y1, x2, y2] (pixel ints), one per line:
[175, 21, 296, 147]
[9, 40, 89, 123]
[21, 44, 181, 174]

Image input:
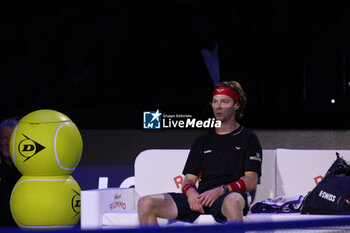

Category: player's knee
[222, 193, 245, 214]
[224, 197, 241, 211]
[137, 196, 155, 214]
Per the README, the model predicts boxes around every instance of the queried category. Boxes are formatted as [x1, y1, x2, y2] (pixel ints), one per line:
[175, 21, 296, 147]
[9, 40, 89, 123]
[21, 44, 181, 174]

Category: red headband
[213, 87, 239, 103]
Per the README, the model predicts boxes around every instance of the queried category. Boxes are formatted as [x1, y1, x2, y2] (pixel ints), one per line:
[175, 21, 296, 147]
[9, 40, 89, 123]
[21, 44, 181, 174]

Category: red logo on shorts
[314, 176, 323, 185]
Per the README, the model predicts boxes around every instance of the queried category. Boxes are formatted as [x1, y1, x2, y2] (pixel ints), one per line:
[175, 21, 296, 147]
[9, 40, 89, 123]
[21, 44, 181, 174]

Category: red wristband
[182, 184, 196, 194]
[228, 179, 246, 192]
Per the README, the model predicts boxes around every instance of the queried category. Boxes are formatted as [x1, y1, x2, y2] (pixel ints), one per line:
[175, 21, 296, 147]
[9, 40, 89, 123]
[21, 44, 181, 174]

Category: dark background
[1, 1, 350, 129]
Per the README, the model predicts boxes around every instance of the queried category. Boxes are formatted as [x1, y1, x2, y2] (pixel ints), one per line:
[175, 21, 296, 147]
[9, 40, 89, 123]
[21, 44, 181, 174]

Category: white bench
[81, 149, 350, 229]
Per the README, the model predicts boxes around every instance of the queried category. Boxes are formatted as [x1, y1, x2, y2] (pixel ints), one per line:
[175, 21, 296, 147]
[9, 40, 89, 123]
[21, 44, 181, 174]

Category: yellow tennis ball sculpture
[10, 175, 81, 229]
[10, 109, 83, 176]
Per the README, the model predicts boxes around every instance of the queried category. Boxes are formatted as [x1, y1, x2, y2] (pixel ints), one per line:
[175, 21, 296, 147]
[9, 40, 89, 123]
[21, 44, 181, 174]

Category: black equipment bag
[301, 152, 350, 215]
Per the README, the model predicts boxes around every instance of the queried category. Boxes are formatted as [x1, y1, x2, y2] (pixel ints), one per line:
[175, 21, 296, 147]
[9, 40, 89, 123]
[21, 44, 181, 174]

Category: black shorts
[168, 191, 249, 223]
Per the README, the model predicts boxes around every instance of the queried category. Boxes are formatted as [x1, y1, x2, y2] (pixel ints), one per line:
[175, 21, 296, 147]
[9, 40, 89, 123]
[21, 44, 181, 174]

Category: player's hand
[198, 187, 223, 207]
[186, 188, 204, 213]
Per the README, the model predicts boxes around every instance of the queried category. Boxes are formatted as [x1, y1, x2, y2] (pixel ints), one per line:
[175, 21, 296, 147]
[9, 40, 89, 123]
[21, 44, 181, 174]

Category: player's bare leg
[137, 193, 178, 226]
[221, 192, 245, 222]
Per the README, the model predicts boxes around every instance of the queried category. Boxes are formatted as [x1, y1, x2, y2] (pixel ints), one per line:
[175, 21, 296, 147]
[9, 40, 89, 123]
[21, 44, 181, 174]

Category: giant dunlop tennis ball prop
[10, 175, 81, 229]
[10, 109, 83, 176]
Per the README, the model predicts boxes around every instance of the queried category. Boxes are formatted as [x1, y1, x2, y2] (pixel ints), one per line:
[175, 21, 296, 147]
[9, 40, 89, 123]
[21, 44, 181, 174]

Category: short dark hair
[0, 117, 19, 130]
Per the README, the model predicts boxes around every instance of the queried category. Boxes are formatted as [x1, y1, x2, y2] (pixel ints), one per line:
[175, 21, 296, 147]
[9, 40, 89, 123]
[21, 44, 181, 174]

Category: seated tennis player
[137, 81, 262, 225]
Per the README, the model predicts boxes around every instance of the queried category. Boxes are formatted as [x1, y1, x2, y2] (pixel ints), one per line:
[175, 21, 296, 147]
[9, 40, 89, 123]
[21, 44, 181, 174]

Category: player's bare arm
[182, 174, 204, 213]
